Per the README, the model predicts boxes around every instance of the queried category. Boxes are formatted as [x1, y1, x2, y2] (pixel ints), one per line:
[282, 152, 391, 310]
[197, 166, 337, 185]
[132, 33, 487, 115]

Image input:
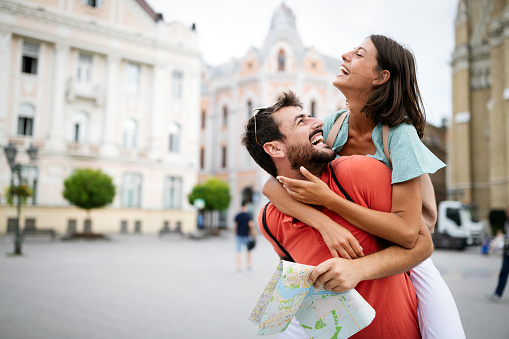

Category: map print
[249, 261, 375, 339]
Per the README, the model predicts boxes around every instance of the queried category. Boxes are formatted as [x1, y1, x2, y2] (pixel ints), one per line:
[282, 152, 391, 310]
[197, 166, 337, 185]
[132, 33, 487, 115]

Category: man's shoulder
[258, 203, 293, 226]
[330, 155, 390, 173]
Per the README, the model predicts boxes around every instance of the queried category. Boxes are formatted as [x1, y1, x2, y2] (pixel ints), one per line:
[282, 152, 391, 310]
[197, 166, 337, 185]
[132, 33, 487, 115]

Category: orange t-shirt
[259, 155, 420, 338]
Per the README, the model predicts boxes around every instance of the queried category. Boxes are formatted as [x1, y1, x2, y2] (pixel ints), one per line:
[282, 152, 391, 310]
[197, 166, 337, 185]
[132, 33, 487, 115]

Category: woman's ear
[373, 70, 390, 86]
[263, 141, 285, 158]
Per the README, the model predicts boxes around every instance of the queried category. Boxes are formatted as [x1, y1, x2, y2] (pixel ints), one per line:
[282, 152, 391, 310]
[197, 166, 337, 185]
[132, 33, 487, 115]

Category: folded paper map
[249, 260, 375, 339]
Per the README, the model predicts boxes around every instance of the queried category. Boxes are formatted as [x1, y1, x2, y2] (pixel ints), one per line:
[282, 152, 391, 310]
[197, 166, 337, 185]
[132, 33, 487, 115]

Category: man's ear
[373, 70, 390, 86]
[263, 141, 285, 158]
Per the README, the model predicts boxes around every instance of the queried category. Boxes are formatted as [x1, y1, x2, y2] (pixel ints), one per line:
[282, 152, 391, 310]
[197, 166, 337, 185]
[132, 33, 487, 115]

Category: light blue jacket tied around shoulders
[322, 110, 446, 185]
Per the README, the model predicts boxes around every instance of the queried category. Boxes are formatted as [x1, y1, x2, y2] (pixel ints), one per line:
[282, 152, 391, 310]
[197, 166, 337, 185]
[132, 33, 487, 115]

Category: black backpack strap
[328, 162, 354, 203]
[262, 203, 295, 262]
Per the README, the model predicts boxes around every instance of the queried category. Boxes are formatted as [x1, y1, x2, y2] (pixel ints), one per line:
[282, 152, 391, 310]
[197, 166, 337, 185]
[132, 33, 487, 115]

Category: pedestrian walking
[486, 208, 509, 302]
[234, 202, 255, 275]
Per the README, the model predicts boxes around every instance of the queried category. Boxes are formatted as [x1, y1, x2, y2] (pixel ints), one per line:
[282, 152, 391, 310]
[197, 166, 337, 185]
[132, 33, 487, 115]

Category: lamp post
[3, 142, 38, 255]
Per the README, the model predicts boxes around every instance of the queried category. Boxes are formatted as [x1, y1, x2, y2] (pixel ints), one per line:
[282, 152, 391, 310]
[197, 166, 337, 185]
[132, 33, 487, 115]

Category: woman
[264, 35, 465, 338]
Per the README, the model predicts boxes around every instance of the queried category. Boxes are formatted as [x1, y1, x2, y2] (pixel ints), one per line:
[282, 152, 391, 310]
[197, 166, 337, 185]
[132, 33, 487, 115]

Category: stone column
[48, 43, 69, 151]
[101, 55, 120, 156]
[488, 37, 506, 209]
[0, 29, 12, 145]
[148, 63, 164, 159]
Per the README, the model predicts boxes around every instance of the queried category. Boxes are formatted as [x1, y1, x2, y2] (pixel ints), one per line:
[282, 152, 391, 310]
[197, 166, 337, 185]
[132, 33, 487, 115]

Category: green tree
[188, 177, 231, 232]
[63, 169, 116, 232]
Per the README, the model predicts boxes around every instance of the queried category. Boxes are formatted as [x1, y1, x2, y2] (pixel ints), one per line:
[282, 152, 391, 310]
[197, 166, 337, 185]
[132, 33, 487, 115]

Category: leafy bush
[188, 177, 231, 211]
[63, 168, 116, 211]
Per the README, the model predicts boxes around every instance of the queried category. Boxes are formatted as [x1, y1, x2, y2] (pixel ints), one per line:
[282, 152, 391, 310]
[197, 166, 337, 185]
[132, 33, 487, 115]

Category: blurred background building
[449, 0, 509, 221]
[0, 0, 451, 235]
[199, 3, 347, 225]
[0, 0, 201, 234]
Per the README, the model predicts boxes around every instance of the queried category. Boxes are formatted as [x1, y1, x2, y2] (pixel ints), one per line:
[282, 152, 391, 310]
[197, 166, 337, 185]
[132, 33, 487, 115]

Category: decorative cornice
[0, 1, 200, 58]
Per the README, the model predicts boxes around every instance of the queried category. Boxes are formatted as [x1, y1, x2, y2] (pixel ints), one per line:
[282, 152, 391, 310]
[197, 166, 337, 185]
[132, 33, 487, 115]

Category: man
[242, 91, 433, 338]
[233, 202, 255, 275]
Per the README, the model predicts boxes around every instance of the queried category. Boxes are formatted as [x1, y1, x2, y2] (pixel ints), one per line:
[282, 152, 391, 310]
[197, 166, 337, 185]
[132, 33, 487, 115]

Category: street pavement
[0, 232, 507, 339]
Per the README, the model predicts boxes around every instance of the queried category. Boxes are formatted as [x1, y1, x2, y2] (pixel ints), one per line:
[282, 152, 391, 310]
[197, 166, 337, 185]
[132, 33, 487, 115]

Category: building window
[21, 42, 39, 75]
[17, 103, 35, 136]
[71, 111, 88, 143]
[77, 53, 93, 83]
[222, 106, 228, 126]
[201, 110, 206, 129]
[18, 117, 33, 136]
[247, 100, 252, 120]
[200, 147, 205, 169]
[172, 71, 183, 98]
[82, 0, 103, 8]
[164, 176, 182, 209]
[310, 100, 316, 117]
[123, 118, 137, 149]
[278, 49, 285, 71]
[168, 122, 181, 153]
[221, 146, 227, 168]
[121, 173, 142, 208]
[125, 63, 140, 94]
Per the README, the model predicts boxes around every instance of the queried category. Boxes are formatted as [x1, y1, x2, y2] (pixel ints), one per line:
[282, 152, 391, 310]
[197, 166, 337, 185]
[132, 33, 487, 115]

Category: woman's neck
[347, 99, 376, 135]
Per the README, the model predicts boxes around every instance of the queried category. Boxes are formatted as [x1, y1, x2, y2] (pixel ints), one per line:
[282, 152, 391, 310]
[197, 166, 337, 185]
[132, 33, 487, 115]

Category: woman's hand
[277, 166, 335, 206]
[317, 221, 364, 259]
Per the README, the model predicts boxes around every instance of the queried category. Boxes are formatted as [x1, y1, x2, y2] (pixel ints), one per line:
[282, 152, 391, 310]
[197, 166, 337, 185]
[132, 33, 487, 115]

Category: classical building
[0, 0, 201, 234]
[199, 3, 347, 226]
[449, 0, 509, 219]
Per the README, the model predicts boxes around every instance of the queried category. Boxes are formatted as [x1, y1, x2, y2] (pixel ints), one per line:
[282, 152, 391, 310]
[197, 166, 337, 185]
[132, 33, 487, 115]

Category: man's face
[273, 106, 336, 172]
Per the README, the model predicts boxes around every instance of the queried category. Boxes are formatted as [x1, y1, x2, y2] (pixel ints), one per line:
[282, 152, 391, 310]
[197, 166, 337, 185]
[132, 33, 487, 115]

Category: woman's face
[332, 38, 380, 97]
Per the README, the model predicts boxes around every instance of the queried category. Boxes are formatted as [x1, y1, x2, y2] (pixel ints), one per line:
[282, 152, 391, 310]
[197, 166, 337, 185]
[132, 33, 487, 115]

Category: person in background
[234, 201, 255, 275]
[485, 207, 509, 302]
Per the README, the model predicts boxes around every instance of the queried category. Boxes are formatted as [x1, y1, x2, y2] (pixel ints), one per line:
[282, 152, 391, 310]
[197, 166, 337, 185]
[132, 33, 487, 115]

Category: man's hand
[309, 258, 364, 293]
[277, 166, 335, 207]
[317, 222, 364, 259]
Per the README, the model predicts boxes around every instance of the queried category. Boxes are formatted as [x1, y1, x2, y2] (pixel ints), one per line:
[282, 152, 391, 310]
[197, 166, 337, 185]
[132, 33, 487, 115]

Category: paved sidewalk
[0, 233, 507, 338]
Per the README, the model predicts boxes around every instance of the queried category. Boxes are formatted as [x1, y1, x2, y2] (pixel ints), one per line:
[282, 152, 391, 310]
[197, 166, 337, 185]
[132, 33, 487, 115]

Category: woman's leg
[410, 257, 466, 339]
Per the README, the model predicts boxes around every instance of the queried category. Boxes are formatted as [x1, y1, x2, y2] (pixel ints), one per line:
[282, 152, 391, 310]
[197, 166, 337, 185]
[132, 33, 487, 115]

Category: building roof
[134, 0, 163, 22]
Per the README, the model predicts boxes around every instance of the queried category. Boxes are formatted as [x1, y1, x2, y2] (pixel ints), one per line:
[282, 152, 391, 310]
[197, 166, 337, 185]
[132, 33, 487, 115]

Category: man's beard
[286, 143, 336, 177]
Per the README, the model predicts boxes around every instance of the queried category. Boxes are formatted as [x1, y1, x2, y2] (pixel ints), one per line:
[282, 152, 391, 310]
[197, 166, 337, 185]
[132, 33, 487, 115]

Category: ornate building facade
[0, 0, 201, 234]
[450, 0, 509, 219]
[199, 3, 347, 226]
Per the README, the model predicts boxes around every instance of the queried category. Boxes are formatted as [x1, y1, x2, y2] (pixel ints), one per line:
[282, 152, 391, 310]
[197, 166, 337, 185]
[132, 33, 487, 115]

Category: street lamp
[3, 142, 38, 255]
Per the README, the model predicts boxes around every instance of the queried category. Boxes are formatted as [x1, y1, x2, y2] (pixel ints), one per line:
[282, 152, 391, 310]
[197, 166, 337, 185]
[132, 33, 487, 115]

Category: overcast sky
[147, 0, 458, 126]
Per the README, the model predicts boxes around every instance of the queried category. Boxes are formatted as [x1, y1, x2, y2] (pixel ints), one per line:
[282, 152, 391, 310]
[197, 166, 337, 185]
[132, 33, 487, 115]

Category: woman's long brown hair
[361, 34, 426, 138]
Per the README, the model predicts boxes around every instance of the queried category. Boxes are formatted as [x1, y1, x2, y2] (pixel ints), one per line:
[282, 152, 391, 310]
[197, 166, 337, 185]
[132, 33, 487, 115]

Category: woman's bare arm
[277, 167, 422, 249]
[263, 176, 364, 259]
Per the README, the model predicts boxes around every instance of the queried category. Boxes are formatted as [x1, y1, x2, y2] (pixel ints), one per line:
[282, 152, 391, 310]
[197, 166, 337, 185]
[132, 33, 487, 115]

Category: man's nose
[310, 118, 323, 129]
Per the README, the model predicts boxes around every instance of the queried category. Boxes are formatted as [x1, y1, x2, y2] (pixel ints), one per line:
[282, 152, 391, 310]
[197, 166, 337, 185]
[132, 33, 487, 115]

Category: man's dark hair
[241, 91, 303, 178]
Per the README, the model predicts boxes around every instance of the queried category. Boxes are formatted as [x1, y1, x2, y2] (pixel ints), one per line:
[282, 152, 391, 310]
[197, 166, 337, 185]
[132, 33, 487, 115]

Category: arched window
[278, 49, 286, 71]
[247, 100, 252, 120]
[222, 105, 228, 126]
[72, 111, 89, 143]
[242, 187, 254, 204]
[82, 0, 103, 8]
[163, 176, 182, 209]
[310, 100, 316, 118]
[18, 103, 35, 136]
[201, 110, 206, 129]
[123, 118, 137, 148]
[168, 122, 181, 153]
[121, 173, 142, 208]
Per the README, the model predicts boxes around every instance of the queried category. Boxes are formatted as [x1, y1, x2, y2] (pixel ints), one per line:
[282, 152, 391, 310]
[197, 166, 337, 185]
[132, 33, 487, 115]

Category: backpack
[325, 112, 438, 231]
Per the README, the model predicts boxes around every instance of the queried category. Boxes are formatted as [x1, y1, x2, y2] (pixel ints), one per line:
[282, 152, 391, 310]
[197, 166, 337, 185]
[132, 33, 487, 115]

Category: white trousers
[410, 257, 465, 339]
[274, 258, 465, 339]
